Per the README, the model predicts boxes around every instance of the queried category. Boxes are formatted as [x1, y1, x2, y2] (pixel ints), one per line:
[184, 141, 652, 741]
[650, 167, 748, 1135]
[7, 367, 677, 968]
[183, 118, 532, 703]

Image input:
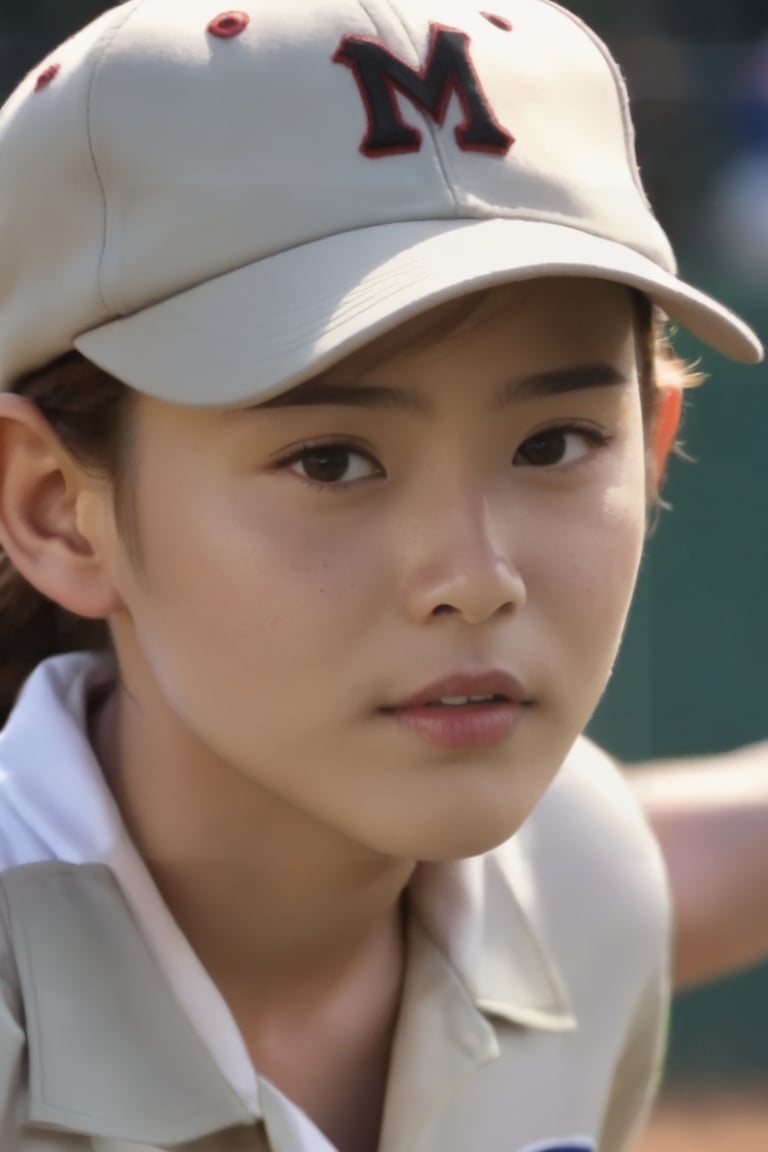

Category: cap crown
[0, 0, 674, 388]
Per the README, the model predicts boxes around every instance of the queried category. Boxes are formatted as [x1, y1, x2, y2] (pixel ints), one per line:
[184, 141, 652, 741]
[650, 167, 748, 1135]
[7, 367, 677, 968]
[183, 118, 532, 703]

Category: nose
[402, 491, 527, 626]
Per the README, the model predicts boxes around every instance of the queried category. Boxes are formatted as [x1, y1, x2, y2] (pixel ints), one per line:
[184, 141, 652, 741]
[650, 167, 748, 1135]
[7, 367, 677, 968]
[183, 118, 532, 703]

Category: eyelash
[274, 437, 382, 492]
[275, 423, 614, 492]
[517, 422, 613, 466]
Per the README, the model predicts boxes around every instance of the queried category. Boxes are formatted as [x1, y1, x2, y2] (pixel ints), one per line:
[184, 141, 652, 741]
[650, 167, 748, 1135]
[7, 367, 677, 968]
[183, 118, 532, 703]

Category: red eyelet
[480, 12, 513, 31]
[208, 11, 250, 38]
[34, 63, 61, 92]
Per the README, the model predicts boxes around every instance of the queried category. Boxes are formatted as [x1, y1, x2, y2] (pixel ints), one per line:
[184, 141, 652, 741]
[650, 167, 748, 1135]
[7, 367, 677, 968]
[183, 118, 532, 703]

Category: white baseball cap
[0, 0, 762, 403]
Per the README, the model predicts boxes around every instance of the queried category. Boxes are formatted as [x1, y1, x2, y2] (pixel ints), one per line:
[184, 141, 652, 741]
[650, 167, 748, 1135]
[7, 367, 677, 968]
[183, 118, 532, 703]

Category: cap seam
[534, 1, 658, 221]
[358, 0, 460, 213]
[85, 0, 149, 319]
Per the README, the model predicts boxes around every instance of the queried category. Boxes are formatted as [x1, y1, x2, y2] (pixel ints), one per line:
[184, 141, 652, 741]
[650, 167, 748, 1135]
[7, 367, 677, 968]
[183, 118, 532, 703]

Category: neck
[92, 652, 416, 1152]
[93, 675, 414, 1003]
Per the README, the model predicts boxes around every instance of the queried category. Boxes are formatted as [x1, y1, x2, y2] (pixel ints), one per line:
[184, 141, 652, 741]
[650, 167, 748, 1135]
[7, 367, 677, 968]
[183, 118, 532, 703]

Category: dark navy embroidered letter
[333, 23, 514, 157]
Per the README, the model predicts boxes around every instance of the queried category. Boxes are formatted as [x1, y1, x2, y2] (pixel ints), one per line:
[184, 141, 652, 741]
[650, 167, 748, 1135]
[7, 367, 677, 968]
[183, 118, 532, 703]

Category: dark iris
[515, 430, 567, 467]
[300, 446, 352, 484]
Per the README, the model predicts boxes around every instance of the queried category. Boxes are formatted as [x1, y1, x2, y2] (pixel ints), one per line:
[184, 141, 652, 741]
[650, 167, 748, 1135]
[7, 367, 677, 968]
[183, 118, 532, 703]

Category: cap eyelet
[208, 11, 250, 39]
[34, 63, 61, 92]
[480, 12, 513, 31]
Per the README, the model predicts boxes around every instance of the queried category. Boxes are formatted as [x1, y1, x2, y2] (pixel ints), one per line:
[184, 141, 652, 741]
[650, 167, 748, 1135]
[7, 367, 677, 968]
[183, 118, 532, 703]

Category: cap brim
[76, 218, 764, 405]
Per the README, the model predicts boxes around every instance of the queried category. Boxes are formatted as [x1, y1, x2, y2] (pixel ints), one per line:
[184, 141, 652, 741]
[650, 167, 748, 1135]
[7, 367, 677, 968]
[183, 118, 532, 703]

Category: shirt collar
[1, 861, 253, 1145]
[0, 651, 262, 1111]
[377, 854, 575, 1152]
[410, 850, 575, 1032]
[2, 851, 574, 1147]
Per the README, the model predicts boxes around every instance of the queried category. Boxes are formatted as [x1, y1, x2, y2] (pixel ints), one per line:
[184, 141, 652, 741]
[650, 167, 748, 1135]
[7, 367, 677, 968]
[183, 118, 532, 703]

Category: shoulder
[0, 878, 26, 1149]
[0, 652, 116, 873]
[523, 734, 668, 917]
[494, 735, 671, 996]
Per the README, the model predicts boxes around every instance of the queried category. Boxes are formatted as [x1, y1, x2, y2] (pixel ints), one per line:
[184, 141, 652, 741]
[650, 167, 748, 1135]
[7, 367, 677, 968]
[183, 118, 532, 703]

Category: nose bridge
[447, 484, 505, 564]
[401, 467, 527, 624]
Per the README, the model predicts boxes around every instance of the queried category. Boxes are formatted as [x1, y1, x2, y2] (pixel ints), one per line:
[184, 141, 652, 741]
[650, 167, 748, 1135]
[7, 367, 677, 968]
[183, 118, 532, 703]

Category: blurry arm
[628, 741, 768, 990]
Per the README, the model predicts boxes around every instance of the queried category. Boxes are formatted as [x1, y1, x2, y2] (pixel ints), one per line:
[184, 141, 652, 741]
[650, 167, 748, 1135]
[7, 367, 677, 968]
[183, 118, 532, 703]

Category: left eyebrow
[247, 361, 628, 416]
[495, 362, 629, 406]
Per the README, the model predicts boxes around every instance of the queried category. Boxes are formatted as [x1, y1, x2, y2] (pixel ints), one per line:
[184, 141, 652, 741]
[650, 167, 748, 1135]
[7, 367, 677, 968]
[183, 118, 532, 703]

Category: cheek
[526, 437, 648, 696]
[552, 484, 646, 618]
[122, 481, 387, 747]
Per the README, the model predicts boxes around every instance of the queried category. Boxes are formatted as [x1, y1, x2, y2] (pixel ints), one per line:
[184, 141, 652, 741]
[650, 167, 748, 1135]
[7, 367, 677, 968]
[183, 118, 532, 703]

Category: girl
[0, 2, 761, 1151]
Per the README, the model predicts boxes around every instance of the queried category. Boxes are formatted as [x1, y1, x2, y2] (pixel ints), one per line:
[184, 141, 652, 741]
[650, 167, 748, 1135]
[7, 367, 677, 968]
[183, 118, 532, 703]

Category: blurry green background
[570, 0, 768, 1087]
[2, 0, 767, 1087]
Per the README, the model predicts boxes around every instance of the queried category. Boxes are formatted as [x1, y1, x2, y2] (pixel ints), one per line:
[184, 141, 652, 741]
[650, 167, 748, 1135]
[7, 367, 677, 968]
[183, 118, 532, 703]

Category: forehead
[305, 277, 638, 385]
[133, 277, 643, 462]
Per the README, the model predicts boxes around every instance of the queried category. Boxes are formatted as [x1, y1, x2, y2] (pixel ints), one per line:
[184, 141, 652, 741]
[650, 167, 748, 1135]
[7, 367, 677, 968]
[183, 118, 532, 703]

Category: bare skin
[631, 740, 768, 990]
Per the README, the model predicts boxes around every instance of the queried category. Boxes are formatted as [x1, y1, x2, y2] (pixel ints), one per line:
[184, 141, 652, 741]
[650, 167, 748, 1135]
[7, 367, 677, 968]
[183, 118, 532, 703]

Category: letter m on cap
[333, 23, 514, 157]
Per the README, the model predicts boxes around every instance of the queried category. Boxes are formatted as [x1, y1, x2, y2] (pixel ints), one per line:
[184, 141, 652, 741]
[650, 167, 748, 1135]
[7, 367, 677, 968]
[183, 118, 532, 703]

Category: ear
[0, 394, 122, 619]
[652, 385, 683, 490]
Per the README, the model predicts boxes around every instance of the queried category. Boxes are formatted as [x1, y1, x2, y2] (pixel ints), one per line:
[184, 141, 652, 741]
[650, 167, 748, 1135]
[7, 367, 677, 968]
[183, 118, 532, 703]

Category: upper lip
[386, 671, 528, 710]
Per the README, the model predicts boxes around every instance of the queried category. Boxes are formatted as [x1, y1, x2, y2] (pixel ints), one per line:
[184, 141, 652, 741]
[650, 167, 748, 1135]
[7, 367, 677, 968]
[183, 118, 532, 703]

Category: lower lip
[384, 702, 527, 750]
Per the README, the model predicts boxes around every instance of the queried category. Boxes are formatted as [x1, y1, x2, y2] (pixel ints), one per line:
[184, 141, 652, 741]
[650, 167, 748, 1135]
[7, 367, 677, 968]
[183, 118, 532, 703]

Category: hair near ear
[0, 353, 132, 726]
[642, 307, 706, 526]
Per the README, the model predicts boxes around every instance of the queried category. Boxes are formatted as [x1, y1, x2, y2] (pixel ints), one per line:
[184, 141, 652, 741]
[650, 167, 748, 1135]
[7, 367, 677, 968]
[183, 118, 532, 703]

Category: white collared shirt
[0, 654, 671, 1152]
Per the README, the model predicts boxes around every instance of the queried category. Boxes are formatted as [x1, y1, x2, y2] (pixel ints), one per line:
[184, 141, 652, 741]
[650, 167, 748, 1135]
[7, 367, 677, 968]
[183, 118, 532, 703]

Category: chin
[372, 805, 534, 863]
[424, 825, 527, 862]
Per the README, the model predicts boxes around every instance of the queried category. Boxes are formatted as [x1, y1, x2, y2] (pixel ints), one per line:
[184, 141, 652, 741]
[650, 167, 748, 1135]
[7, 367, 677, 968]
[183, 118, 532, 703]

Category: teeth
[435, 695, 498, 706]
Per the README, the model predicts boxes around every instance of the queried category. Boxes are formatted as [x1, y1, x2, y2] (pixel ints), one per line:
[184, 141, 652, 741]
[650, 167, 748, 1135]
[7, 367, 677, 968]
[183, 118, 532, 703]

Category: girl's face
[108, 278, 647, 860]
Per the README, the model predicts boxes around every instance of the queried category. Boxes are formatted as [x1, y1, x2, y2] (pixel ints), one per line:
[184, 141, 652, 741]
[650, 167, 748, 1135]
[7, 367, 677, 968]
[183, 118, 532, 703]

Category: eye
[283, 442, 382, 487]
[514, 424, 610, 468]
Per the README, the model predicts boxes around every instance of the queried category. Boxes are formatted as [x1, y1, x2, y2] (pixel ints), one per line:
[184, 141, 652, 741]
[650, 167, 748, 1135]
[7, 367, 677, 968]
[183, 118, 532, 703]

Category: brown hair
[0, 297, 702, 725]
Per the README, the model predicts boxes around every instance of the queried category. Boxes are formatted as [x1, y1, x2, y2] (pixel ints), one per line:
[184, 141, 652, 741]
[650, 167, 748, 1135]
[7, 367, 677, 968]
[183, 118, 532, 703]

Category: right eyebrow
[256, 382, 431, 415]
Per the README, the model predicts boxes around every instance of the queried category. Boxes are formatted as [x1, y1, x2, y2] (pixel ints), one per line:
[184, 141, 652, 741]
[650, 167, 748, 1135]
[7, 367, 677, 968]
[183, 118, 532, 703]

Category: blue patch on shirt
[522, 1142, 595, 1152]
